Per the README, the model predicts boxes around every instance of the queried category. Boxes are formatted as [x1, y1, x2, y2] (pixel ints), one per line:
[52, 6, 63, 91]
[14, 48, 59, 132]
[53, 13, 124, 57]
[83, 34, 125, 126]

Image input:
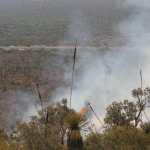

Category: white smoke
[53, 0, 150, 120]
[2, 0, 150, 128]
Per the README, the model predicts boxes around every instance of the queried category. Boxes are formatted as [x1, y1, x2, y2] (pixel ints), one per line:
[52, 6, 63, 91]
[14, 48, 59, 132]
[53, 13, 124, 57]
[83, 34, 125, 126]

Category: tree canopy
[0, 87, 150, 150]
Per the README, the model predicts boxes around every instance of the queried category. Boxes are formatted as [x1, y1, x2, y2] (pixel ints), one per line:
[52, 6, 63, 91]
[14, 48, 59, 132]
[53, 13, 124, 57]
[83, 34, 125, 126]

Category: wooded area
[0, 85, 149, 150]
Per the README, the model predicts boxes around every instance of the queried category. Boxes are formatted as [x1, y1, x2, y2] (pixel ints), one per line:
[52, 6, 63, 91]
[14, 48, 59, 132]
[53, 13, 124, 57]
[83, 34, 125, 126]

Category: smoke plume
[54, 0, 150, 119]
[1, 0, 150, 129]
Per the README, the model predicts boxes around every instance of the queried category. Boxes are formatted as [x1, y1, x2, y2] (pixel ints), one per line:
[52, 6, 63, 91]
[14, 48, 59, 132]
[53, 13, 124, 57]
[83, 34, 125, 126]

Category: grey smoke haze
[0, 89, 38, 130]
[0, 0, 150, 127]
[10, 0, 150, 120]
[52, 0, 150, 120]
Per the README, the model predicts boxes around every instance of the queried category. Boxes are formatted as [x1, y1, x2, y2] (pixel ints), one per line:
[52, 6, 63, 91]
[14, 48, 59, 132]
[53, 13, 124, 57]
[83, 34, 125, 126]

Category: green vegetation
[0, 49, 149, 149]
[65, 113, 84, 150]
[0, 85, 149, 149]
[85, 126, 150, 150]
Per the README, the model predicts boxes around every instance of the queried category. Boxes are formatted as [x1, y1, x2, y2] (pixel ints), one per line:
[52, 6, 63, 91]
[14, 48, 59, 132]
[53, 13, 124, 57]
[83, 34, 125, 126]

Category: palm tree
[65, 113, 84, 150]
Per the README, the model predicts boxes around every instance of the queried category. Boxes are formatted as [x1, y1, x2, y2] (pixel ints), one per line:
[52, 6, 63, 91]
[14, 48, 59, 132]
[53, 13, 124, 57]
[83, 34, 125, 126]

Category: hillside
[0, 0, 129, 46]
[0, 48, 73, 130]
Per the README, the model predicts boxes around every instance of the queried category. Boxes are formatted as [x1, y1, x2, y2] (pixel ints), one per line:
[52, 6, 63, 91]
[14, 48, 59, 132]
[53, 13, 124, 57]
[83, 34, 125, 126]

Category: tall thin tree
[70, 40, 77, 109]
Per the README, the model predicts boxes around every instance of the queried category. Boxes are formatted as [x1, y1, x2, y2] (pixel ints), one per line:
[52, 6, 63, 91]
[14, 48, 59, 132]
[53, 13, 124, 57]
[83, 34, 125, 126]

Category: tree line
[0, 86, 150, 150]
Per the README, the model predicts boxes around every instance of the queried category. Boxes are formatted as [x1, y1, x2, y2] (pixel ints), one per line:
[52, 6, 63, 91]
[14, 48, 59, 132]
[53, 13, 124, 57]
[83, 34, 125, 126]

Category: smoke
[4, 0, 149, 125]
[0, 89, 38, 131]
[15, 90, 39, 122]
[53, 0, 150, 119]
[1, 0, 150, 129]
